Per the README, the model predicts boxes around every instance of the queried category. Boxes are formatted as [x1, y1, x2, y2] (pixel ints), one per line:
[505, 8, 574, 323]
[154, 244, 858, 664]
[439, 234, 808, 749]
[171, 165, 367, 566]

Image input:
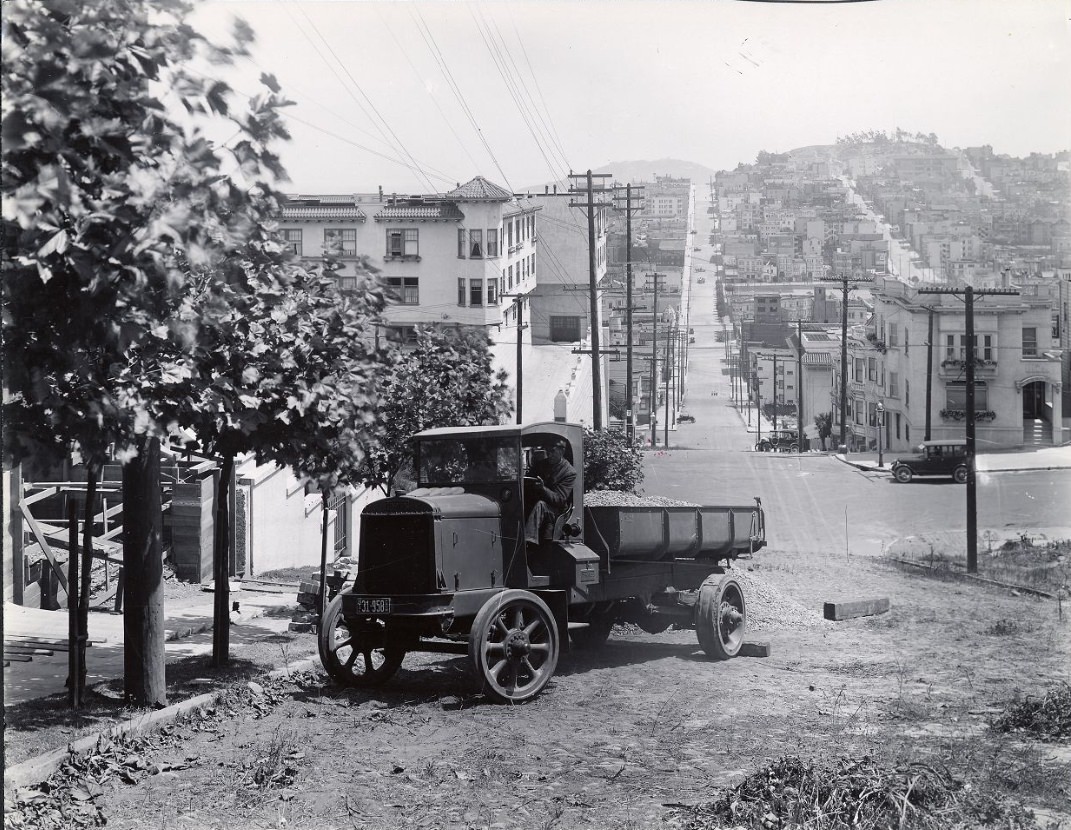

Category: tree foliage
[359, 326, 513, 494]
[1, 0, 295, 468]
[814, 412, 833, 449]
[583, 427, 644, 493]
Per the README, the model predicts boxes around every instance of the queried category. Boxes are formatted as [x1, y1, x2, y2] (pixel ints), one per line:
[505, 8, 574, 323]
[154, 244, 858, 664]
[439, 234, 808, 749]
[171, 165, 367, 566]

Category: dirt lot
[10, 542, 1068, 829]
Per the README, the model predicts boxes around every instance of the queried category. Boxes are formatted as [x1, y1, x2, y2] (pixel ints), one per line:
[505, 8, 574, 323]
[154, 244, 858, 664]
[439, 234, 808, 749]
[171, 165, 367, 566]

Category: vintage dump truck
[318, 421, 766, 702]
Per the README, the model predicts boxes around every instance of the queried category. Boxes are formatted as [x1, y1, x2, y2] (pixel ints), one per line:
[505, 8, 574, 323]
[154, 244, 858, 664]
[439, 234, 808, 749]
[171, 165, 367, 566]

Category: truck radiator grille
[359, 511, 436, 594]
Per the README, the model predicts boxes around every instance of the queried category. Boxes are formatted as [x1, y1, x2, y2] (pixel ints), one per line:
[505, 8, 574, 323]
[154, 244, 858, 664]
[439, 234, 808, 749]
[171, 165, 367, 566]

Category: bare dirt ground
[14, 543, 1068, 830]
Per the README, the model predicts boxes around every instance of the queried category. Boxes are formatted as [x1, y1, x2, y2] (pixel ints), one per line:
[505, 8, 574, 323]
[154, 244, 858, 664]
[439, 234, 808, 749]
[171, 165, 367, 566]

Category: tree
[2, 0, 296, 704]
[814, 412, 833, 451]
[359, 326, 513, 495]
[583, 428, 644, 493]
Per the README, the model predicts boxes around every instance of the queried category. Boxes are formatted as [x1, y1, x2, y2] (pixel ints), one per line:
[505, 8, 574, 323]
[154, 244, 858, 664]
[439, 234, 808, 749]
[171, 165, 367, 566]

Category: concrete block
[823, 597, 890, 621]
[738, 641, 771, 658]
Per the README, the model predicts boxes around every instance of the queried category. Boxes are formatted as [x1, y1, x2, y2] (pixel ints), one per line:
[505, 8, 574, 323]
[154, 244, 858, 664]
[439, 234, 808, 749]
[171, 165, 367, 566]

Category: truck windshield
[417, 437, 520, 485]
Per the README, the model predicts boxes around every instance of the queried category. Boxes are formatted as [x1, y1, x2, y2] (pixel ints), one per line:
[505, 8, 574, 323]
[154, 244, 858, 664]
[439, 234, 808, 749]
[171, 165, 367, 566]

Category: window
[945, 333, 957, 360]
[324, 228, 357, 256]
[904, 327, 909, 355]
[979, 334, 994, 361]
[507, 221, 513, 248]
[458, 229, 466, 258]
[886, 324, 898, 347]
[386, 228, 418, 258]
[487, 279, 497, 305]
[457, 278, 466, 306]
[550, 316, 582, 342]
[854, 358, 865, 382]
[282, 228, 302, 256]
[531, 251, 536, 279]
[946, 381, 988, 410]
[905, 424, 910, 444]
[487, 229, 499, 257]
[386, 277, 419, 305]
[888, 371, 899, 398]
[508, 264, 514, 289]
[1022, 326, 1038, 357]
[905, 379, 910, 407]
[895, 412, 901, 440]
[867, 357, 876, 382]
[469, 279, 483, 307]
[469, 230, 483, 258]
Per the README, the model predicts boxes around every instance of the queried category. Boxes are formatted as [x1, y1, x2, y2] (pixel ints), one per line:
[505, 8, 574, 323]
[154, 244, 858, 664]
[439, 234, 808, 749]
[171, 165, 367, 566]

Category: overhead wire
[411, 5, 514, 192]
[470, 4, 567, 185]
[285, 1, 441, 193]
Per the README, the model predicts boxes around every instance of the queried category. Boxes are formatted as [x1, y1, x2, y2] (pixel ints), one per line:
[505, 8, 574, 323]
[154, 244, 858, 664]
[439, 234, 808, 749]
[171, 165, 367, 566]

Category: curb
[4, 656, 322, 791]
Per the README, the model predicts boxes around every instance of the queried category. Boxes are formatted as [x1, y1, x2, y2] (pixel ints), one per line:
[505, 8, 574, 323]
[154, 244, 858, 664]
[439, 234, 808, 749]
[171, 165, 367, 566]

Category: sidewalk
[3, 581, 301, 707]
[834, 443, 1071, 474]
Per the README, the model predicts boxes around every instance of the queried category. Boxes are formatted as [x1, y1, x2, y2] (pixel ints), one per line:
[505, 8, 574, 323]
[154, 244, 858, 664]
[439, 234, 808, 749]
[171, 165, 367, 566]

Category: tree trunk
[317, 489, 330, 630]
[211, 453, 234, 667]
[122, 436, 166, 706]
[78, 464, 99, 701]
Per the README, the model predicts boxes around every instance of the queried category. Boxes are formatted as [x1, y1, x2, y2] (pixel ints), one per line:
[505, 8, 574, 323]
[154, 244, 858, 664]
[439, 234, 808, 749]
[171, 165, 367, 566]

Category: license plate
[356, 597, 391, 615]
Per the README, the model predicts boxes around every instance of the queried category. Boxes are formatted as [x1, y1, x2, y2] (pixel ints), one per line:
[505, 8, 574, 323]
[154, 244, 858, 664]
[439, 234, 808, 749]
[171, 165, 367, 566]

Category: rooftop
[443, 176, 514, 202]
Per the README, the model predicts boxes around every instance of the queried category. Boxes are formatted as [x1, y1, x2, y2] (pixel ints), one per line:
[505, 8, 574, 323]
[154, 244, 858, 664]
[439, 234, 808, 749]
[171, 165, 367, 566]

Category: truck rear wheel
[469, 589, 559, 703]
[318, 594, 405, 688]
[695, 576, 746, 660]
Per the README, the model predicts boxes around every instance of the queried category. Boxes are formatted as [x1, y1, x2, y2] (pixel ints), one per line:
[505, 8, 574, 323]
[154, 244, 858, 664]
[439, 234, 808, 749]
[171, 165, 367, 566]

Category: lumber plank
[823, 597, 890, 621]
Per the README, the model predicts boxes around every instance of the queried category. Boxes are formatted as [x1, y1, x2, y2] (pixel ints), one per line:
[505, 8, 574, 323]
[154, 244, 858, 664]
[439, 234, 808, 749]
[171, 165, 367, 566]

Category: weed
[242, 726, 302, 794]
[991, 683, 1071, 741]
[985, 618, 1022, 636]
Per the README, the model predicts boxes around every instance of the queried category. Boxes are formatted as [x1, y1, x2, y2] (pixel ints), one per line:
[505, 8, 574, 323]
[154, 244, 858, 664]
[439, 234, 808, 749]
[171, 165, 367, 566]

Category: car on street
[755, 430, 799, 453]
[697, 276, 705, 284]
[891, 439, 968, 483]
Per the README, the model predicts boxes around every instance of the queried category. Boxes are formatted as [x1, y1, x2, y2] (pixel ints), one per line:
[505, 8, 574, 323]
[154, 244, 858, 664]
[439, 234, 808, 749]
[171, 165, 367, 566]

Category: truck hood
[370, 489, 501, 520]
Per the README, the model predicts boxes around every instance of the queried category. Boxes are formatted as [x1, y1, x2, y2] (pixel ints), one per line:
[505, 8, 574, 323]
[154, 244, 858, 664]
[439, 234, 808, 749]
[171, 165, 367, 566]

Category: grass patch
[666, 754, 1043, 829]
[992, 683, 1071, 742]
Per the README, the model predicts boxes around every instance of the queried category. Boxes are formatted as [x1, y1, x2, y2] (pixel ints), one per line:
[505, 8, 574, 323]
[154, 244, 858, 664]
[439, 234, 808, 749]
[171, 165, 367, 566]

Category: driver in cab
[524, 437, 576, 545]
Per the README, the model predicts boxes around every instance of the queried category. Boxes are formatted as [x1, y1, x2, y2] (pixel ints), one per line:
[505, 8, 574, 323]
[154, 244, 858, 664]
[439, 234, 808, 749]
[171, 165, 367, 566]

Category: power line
[289, 2, 439, 194]
[411, 6, 513, 192]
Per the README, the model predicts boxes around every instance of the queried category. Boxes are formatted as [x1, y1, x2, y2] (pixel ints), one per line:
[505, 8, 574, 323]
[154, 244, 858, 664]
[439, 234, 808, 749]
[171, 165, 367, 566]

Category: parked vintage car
[755, 430, 799, 453]
[891, 439, 968, 483]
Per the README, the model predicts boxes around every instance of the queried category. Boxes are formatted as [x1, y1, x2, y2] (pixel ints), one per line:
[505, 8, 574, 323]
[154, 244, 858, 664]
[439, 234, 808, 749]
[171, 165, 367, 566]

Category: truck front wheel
[469, 590, 559, 703]
[318, 594, 405, 687]
[695, 576, 746, 660]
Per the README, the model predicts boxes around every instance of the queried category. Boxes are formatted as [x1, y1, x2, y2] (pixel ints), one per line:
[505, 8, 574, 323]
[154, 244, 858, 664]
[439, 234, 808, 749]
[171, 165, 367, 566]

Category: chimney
[378, 185, 383, 201]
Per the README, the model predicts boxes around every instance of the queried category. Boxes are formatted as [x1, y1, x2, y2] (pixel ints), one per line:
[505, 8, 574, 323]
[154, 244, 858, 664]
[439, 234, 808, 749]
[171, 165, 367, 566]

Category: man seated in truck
[524, 437, 576, 545]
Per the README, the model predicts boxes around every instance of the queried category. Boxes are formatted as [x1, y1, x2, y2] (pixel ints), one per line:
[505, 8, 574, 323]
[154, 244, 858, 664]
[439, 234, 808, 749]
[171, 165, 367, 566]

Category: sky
[190, 0, 1071, 194]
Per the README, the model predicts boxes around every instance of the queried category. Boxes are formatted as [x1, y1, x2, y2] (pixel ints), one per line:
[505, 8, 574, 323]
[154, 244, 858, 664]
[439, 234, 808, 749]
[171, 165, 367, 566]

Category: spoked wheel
[894, 466, 913, 483]
[318, 594, 406, 688]
[953, 465, 968, 484]
[469, 590, 559, 703]
[695, 576, 747, 660]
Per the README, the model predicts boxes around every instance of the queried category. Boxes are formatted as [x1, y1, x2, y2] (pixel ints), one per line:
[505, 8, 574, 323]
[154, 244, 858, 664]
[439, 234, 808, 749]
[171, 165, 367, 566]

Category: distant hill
[594, 158, 719, 185]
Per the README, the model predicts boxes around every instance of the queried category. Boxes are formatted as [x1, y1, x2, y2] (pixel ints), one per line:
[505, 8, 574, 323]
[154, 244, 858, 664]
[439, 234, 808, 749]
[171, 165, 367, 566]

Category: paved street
[648, 193, 1071, 559]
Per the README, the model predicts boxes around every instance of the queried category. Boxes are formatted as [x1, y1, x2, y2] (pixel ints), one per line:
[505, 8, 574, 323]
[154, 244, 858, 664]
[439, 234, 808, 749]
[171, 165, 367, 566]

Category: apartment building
[279, 176, 541, 344]
[863, 277, 1064, 450]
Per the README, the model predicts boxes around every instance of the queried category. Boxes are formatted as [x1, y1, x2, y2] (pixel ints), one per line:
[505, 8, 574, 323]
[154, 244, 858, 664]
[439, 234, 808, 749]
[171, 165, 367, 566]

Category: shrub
[583, 428, 644, 493]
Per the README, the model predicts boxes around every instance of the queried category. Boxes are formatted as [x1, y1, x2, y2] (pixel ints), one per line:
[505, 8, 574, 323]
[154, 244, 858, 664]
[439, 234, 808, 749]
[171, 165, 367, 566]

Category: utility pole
[797, 318, 805, 448]
[924, 306, 934, 441]
[502, 294, 527, 424]
[824, 273, 874, 452]
[570, 170, 613, 430]
[664, 321, 673, 447]
[612, 183, 645, 442]
[646, 271, 665, 446]
[919, 285, 1018, 574]
[756, 353, 781, 432]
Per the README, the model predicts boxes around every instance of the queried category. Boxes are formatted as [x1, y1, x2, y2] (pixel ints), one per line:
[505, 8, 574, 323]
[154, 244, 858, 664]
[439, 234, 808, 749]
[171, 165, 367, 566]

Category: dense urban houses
[279, 176, 542, 346]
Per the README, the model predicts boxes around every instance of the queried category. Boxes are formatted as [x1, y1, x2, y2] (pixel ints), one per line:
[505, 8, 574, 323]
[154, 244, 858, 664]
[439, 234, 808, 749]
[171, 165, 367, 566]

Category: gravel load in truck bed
[584, 490, 700, 507]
